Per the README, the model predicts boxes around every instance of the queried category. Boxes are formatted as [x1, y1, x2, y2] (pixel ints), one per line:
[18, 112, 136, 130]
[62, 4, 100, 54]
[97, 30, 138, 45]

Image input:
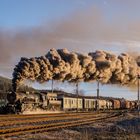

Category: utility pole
[76, 82, 79, 112]
[97, 80, 99, 99]
[138, 75, 140, 115]
[52, 79, 54, 93]
[97, 80, 99, 111]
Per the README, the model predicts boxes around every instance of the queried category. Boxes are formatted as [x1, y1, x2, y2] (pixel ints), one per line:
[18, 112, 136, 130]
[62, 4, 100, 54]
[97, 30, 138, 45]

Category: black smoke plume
[12, 48, 140, 92]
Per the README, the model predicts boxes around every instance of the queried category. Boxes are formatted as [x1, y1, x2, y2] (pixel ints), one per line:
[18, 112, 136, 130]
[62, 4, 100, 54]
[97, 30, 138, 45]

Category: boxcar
[83, 98, 96, 111]
[120, 99, 127, 109]
[98, 99, 107, 110]
[125, 100, 131, 109]
[135, 101, 138, 109]
[106, 100, 113, 109]
[130, 101, 136, 109]
[58, 95, 83, 111]
[111, 99, 120, 109]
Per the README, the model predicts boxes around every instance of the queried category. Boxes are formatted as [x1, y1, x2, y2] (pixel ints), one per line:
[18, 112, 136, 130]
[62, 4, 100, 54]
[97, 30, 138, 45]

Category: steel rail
[0, 112, 122, 137]
[0, 112, 106, 127]
[0, 111, 106, 122]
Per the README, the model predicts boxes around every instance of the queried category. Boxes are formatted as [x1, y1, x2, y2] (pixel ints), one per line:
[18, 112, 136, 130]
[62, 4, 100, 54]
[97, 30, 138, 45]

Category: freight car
[120, 98, 127, 109]
[106, 100, 113, 109]
[110, 99, 121, 109]
[57, 94, 83, 111]
[130, 101, 136, 109]
[125, 100, 131, 109]
[83, 98, 96, 111]
[97, 99, 108, 110]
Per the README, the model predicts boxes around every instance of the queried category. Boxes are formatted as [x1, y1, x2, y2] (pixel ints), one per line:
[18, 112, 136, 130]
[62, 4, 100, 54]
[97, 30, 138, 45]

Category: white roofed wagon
[83, 98, 96, 111]
[58, 94, 83, 111]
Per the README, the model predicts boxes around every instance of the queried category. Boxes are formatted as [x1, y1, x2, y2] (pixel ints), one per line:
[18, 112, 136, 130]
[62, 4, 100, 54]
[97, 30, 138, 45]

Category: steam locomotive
[6, 91, 61, 113]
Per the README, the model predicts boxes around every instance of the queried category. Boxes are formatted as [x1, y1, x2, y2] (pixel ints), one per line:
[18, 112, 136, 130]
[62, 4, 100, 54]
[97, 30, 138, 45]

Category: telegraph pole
[97, 80, 99, 111]
[76, 82, 79, 112]
[52, 79, 54, 93]
[138, 75, 140, 115]
[97, 80, 99, 99]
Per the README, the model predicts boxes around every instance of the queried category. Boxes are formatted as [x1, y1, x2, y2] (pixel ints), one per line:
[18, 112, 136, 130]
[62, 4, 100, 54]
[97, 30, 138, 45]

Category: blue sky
[0, 0, 93, 29]
[0, 0, 140, 29]
[0, 0, 140, 100]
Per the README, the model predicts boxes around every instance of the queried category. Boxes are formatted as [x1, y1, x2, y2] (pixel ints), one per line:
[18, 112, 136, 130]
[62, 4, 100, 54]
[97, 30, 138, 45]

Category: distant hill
[0, 76, 35, 99]
[0, 76, 11, 83]
[0, 76, 12, 92]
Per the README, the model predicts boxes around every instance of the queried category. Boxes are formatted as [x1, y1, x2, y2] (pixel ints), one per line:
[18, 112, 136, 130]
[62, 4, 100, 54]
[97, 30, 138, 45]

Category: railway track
[0, 110, 118, 121]
[0, 111, 101, 121]
[0, 112, 105, 128]
[0, 111, 123, 138]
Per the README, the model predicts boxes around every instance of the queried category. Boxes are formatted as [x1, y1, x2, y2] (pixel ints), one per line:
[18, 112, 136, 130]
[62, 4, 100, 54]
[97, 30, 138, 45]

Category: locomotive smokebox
[7, 92, 17, 104]
[6, 92, 21, 114]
